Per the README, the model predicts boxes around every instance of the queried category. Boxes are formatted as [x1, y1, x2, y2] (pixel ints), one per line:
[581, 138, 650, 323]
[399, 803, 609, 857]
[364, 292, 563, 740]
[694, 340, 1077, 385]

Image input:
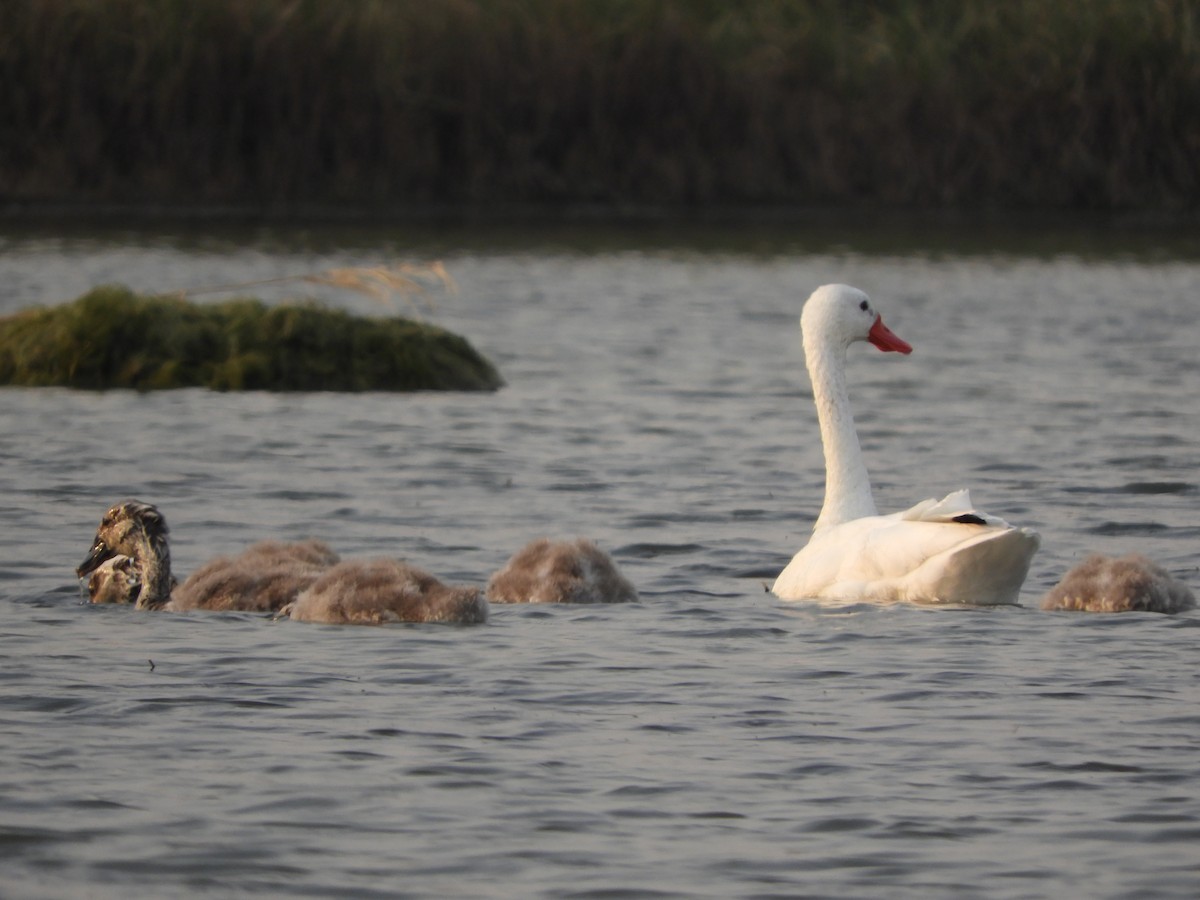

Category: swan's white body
[772, 285, 1039, 606]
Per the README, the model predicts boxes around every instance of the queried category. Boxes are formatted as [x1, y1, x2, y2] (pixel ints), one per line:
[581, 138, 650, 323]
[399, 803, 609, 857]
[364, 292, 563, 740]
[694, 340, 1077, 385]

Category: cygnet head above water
[85, 555, 142, 605]
[801, 284, 913, 355]
[76, 499, 170, 581]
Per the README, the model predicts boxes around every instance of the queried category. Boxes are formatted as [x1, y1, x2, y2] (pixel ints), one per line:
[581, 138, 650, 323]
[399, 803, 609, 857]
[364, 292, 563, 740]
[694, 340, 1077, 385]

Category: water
[1, 219, 1198, 898]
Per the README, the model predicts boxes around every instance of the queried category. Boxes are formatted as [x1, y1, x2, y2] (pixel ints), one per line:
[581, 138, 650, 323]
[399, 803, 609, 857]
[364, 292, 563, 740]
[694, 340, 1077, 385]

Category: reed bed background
[2, 0, 1198, 211]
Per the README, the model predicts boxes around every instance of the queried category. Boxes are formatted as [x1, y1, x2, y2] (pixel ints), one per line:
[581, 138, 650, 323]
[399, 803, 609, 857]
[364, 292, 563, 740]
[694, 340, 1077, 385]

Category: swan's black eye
[859, 300, 869, 312]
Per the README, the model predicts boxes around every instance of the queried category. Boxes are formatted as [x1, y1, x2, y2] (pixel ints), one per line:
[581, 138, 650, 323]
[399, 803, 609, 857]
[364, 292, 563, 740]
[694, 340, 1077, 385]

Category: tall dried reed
[1, 0, 1197, 209]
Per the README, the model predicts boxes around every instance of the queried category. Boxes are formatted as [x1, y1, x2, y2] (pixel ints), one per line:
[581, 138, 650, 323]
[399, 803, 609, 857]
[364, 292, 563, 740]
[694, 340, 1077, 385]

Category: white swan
[1041, 554, 1195, 613]
[772, 284, 1040, 605]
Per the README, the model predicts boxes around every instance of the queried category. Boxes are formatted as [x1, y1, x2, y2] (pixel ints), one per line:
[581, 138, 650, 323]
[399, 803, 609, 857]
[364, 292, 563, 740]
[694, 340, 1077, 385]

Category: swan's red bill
[868, 315, 912, 354]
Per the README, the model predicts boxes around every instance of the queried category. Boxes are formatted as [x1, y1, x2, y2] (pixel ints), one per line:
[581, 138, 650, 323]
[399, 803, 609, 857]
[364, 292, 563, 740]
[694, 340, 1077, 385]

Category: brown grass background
[2, 0, 1198, 211]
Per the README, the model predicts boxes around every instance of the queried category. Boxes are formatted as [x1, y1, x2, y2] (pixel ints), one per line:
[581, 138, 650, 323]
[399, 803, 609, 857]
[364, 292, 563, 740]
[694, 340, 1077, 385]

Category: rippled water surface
[1, 219, 1198, 898]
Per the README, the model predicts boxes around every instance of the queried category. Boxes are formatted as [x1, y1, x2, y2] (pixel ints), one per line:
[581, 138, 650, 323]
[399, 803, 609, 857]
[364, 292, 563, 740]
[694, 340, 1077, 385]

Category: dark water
[1, 220, 1198, 898]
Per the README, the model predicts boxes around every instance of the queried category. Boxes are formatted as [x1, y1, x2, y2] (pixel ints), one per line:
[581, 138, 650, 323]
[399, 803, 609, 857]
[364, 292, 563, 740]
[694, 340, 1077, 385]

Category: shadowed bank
[1, 0, 1197, 212]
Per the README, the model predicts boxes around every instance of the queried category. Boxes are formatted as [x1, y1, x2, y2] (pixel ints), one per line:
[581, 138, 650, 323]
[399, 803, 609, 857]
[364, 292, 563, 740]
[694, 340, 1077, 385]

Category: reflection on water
[1, 217, 1198, 898]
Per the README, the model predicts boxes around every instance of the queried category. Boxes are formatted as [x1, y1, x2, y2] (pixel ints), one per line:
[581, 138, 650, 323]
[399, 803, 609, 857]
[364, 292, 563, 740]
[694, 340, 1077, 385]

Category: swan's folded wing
[774, 511, 1039, 604]
[898, 490, 1011, 527]
[774, 515, 925, 600]
[857, 518, 1008, 582]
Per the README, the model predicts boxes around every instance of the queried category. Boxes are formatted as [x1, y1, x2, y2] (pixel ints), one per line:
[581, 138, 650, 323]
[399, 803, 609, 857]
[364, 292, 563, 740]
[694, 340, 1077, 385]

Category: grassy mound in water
[0, 286, 502, 392]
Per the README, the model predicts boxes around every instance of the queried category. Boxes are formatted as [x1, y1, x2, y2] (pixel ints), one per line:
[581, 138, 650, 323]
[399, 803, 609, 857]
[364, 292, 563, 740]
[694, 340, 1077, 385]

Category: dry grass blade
[423, 261, 459, 296]
[304, 262, 454, 316]
[171, 262, 456, 318]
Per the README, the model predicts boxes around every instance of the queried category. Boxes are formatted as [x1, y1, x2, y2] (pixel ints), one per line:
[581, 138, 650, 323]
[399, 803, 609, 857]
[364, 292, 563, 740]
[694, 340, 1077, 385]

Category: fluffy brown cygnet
[487, 538, 638, 604]
[86, 555, 142, 605]
[76, 500, 337, 612]
[281, 558, 487, 625]
[177, 539, 340, 612]
[1041, 553, 1196, 614]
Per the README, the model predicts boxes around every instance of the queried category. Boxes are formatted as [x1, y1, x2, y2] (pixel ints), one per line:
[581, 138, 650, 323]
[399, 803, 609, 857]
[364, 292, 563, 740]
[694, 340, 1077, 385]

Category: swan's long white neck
[805, 330, 878, 531]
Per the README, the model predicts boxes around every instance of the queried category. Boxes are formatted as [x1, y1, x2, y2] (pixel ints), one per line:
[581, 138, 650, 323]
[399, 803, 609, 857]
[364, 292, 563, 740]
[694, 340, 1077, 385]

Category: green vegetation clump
[0, 287, 503, 392]
[0, 0, 1197, 211]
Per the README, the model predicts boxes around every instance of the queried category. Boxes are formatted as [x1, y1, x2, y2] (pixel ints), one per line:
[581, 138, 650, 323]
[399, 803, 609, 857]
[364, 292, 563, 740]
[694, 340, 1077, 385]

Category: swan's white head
[801, 284, 912, 355]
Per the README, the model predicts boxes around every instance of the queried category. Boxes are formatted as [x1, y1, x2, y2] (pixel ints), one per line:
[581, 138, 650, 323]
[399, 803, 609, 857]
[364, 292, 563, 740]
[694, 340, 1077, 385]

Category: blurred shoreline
[5, 199, 1200, 263]
[3, 1, 1197, 213]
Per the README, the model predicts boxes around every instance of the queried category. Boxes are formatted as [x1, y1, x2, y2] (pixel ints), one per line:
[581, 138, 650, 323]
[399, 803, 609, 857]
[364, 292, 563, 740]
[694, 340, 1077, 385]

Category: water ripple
[2, 238, 1198, 900]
